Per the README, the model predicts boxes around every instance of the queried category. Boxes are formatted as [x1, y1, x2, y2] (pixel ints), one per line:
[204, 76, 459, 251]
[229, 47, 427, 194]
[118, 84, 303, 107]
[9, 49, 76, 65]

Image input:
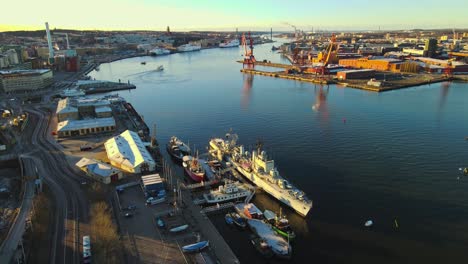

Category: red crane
[242, 32, 256, 67]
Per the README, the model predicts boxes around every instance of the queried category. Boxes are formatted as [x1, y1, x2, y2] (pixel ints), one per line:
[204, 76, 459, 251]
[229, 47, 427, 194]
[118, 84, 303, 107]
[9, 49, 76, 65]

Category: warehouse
[76, 157, 123, 184]
[337, 69, 376, 80]
[104, 130, 156, 174]
[339, 58, 402, 72]
[56, 98, 78, 122]
[57, 117, 116, 137]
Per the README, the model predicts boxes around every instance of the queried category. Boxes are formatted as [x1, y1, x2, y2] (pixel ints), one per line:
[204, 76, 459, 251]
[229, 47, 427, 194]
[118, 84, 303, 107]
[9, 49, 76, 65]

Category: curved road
[26, 108, 89, 264]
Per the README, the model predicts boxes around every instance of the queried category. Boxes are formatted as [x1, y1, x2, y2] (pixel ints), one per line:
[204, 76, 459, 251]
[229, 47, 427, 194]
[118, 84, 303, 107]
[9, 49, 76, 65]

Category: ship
[166, 136, 191, 161]
[177, 43, 202, 52]
[149, 47, 171, 56]
[182, 155, 205, 182]
[209, 134, 313, 217]
[203, 181, 251, 204]
[219, 38, 240, 48]
[247, 219, 292, 259]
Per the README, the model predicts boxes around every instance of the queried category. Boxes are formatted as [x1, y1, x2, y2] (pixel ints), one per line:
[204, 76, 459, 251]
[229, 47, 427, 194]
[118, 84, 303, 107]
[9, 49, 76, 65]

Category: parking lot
[115, 184, 200, 264]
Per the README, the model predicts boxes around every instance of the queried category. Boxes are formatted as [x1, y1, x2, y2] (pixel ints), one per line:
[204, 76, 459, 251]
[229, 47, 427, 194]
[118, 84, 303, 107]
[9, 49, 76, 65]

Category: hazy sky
[1, 0, 467, 31]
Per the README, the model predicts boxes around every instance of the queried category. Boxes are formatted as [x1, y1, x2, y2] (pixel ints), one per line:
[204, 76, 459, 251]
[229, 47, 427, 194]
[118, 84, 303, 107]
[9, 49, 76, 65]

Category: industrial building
[0, 69, 53, 93]
[104, 130, 156, 174]
[76, 157, 123, 184]
[56, 98, 79, 122]
[56, 97, 113, 122]
[337, 69, 376, 80]
[338, 58, 403, 72]
[57, 117, 116, 137]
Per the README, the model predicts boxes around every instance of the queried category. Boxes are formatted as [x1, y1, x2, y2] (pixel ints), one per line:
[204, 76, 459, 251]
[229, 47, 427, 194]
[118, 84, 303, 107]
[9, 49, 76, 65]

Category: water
[89, 41, 468, 263]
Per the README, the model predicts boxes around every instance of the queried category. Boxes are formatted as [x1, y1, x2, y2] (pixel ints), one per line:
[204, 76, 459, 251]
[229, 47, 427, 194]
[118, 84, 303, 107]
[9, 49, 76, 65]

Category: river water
[89, 40, 468, 263]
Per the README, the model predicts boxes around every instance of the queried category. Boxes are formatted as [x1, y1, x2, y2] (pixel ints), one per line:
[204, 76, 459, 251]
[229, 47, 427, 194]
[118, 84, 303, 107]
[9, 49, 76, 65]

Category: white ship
[203, 181, 251, 204]
[177, 43, 202, 52]
[209, 135, 313, 217]
[219, 38, 240, 48]
[149, 47, 171, 56]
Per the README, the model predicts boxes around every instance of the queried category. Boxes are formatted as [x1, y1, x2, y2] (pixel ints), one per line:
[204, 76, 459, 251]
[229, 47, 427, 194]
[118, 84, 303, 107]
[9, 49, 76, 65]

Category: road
[0, 106, 90, 264]
[26, 107, 90, 264]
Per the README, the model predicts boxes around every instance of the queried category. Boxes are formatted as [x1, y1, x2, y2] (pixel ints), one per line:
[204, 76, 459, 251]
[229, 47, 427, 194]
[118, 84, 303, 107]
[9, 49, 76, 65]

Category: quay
[239, 61, 456, 92]
[240, 68, 333, 85]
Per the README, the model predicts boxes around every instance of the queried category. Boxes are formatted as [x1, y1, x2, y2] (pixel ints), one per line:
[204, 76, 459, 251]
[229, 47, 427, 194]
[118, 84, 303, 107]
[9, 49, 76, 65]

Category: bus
[83, 235, 91, 263]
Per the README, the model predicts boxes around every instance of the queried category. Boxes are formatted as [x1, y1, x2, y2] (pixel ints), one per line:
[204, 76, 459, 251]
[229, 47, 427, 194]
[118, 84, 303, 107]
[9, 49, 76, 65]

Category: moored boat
[230, 212, 247, 228]
[250, 234, 274, 259]
[182, 241, 209, 253]
[247, 219, 292, 259]
[182, 156, 205, 182]
[166, 136, 191, 161]
[169, 224, 189, 233]
[234, 202, 263, 219]
[203, 181, 252, 204]
[149, 47, 171, 56]
[219, 38, 240, 48]
[225, 213, 234, 225]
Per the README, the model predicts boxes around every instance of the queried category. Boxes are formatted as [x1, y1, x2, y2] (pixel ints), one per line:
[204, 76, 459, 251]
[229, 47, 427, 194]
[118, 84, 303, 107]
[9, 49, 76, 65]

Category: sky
[1, 0, 467, 32]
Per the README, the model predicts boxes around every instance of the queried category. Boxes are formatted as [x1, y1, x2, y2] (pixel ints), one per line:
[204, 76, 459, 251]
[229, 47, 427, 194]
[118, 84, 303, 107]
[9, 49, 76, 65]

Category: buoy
[365, 220, 373, 227]
[394, 218, 399, 229]
[343, 118, 347, 123]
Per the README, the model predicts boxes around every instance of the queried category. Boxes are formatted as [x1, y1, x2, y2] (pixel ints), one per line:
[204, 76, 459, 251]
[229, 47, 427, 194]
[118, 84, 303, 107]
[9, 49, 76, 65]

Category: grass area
[26, 188, 51, 264]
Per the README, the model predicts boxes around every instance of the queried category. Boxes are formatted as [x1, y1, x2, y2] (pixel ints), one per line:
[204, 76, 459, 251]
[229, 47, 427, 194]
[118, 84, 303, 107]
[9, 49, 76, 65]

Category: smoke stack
[65, 33, 70, 49]
[45, 22, 54, 64]
[270, 28, 272, 40]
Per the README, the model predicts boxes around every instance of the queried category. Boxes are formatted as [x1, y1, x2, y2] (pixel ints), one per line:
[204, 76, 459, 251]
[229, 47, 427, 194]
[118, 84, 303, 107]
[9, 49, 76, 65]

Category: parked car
[124, 212, 133, 218]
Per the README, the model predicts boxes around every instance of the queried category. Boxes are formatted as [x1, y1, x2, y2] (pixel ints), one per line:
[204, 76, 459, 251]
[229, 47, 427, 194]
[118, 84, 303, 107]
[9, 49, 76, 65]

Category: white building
[76, 157, 123, 184]
[0, 69, 53, 93]
[104, 130, 155, 174]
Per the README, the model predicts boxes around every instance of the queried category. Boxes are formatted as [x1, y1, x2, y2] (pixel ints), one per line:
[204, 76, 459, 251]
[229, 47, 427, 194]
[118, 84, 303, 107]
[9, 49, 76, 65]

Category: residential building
[0, 69, 53, 93]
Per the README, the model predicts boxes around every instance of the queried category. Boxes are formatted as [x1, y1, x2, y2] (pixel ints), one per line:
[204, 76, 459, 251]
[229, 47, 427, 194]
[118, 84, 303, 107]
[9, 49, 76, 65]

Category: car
[124, 212, 133, 218]
[80, 145, 92, 151]
[127, 205, 137, 210]
[116, 188, 124, 193]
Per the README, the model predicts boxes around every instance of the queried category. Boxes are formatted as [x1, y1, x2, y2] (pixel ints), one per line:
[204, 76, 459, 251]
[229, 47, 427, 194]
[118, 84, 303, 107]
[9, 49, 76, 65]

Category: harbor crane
[52, 32, 70, 49]
[241, 32, 256, 67]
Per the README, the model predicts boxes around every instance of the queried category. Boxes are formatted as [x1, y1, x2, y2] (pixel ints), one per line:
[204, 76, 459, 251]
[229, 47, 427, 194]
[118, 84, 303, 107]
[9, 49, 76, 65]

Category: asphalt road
[24, 108, 89, 264]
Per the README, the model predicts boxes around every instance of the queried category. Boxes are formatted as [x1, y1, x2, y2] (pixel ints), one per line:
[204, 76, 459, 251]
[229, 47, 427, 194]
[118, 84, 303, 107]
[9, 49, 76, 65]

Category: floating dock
[240, 68, 333, 85]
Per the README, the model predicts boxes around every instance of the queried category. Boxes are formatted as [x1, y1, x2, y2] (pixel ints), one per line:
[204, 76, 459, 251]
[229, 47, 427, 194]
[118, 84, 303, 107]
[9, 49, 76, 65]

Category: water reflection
[312, 85, 329, 113]
[438, 81, 451, 110]
[241, 73, 254, 109]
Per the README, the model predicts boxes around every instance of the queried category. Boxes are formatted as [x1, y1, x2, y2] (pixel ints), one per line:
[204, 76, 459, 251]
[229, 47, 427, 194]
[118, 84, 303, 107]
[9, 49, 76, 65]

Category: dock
[200, 202, 234, 215]
[181, 180, 220, 190]
[180, 189, 240, 264]
[240, 68, 333, 85]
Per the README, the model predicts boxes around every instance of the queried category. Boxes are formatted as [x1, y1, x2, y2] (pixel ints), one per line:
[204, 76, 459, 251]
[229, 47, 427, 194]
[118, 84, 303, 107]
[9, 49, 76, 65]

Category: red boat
[182, 156, 205, 182]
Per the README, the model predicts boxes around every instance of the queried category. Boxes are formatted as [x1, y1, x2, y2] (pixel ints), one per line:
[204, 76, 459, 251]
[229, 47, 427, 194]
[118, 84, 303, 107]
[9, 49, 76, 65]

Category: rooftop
[105, 130, 155, 170]
[0, 69, 51, 76]
[76, 157, 121, 178]
[56, 98, 78, 114]
[57, 117, 115, 132]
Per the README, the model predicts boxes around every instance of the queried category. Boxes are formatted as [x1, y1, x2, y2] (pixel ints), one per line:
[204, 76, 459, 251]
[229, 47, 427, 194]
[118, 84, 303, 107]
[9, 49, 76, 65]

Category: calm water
[89, 41, 468, 263]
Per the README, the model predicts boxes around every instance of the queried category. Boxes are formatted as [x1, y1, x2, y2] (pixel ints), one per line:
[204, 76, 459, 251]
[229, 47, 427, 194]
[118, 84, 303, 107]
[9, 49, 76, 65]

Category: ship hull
[232, 160, 311, 217]
[184, 167, 205, 182]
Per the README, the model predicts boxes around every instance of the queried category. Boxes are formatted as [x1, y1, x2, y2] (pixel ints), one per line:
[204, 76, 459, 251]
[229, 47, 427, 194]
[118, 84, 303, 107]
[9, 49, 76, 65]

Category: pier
[240, 68, 332, 84]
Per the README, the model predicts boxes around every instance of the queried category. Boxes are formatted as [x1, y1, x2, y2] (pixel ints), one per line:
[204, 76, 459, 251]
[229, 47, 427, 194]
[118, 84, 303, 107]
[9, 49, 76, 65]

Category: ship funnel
[45, 22, 54, 64]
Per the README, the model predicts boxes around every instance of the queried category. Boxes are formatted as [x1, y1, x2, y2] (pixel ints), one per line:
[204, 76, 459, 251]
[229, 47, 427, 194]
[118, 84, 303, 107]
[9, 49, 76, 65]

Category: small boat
[169, 224, 189, 233]
[141, 61, 146, 65]
[247, 219, 292, 258]
[225, 213, 234, 225]
[155, 65, 164, 72]
[156, 218, 165, 229]
[365, 220, 373, 227]
[269, 209, 296, 240]
[230, 213, 247, 228]
[250, 234, 274, 259]
[181, 240, 209, 253]
[166, 136, 191, 162]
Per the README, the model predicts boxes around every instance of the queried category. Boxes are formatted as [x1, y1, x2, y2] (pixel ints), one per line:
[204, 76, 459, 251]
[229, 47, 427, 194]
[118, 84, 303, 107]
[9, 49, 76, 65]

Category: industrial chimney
[45, 22, 54, 64]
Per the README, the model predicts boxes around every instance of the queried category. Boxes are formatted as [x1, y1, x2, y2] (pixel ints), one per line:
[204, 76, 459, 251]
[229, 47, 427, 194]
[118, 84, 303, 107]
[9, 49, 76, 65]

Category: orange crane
[242, 32, 256, 67]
